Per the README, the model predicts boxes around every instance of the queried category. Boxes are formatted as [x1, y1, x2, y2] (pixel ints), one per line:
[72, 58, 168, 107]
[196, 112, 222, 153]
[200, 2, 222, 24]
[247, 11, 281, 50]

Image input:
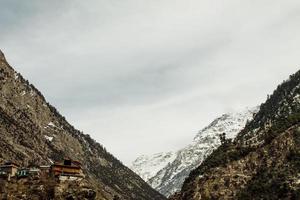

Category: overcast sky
[1, 0, 300, 164]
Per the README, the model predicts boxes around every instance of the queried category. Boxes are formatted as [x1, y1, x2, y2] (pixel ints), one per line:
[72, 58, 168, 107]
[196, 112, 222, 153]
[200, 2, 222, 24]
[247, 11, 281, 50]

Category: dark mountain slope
[170, 70, 300, 200]
[0, 50, 166, 200]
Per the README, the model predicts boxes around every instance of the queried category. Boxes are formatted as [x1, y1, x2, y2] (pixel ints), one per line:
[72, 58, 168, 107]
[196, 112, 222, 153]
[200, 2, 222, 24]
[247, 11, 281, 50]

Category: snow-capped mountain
[131, 107, 259, 197]
[171, 70, 300, 200]
[131, 152, 177, 182]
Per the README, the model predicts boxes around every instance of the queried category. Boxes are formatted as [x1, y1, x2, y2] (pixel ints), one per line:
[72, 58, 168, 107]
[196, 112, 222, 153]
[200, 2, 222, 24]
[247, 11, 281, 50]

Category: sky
[1, 0, 300, 164]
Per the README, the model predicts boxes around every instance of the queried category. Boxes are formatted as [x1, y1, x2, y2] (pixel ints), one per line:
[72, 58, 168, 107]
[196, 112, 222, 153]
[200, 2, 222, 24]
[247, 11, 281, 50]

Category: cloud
[1, 0, 300, 164]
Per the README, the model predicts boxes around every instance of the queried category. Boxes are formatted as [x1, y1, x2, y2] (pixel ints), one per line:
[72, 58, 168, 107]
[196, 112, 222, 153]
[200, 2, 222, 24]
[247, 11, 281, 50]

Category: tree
[219, 133, 226, 145]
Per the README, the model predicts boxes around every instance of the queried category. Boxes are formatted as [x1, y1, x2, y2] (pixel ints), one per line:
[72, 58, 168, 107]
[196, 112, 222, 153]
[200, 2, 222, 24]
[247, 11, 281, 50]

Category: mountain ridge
[170, 69, 300, 199]
[0, 50, 166, 200]
[131, 107, 258, 196]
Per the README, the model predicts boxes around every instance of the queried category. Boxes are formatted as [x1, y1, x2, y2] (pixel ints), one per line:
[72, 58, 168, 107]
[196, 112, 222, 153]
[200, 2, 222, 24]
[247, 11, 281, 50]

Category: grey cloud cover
[1, 0, 300, 164]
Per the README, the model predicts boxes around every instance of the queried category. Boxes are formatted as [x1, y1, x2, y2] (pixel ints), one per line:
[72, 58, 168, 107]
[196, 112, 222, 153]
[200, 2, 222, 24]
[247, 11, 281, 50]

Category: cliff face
[170, 70, 300, 200]
[0, 50, 166, 200]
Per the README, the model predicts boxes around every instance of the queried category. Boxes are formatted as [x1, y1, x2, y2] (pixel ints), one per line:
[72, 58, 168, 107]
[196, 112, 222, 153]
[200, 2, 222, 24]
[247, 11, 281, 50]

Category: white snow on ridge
[194, 107, 257, 142]
[44, 122, 58, 130]
[131, 152, 176, 182]
[20, 91, 26, 96]
[14, 72, 19, 80]
[44, 135, 54, 142]
[131, 107, 259, 197]
[48, 122, 56, 127]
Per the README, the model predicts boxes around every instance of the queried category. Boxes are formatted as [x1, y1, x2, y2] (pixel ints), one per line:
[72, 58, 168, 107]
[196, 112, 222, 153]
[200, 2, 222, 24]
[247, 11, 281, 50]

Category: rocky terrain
[131, 108, 258, 196]
[0, 177, 97, 200]
[170, 70, 300, 199]
[0, 50, 166, 200]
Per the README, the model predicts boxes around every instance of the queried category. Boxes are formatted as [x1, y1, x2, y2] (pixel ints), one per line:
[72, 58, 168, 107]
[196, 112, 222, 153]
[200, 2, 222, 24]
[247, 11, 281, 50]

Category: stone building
[0, 161, 19, 180]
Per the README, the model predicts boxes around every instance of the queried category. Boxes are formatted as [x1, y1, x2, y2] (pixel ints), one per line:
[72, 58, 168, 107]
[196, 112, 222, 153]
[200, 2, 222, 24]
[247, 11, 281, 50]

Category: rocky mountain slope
[170, 70, 300, 200]
[0, 177, 97, 200]
[131, 108, 258, 196]
[0, 50, 166, 200]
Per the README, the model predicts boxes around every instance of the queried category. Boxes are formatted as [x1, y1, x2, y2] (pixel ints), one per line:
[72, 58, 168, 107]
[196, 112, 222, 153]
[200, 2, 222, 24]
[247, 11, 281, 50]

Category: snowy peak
[171, 70, 300, 200]
[194, 107, 258, 142]
[131, 107, 258, 197]
[131, 152, 176, 182]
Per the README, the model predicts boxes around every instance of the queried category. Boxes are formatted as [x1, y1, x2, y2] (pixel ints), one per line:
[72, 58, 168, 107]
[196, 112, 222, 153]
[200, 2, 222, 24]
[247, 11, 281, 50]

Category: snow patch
[131, 152, 176, 182]
[20, 91, 26, 96]
[14, 73, 19, 80]
[48, 122, 55, 126]
[44, 122, 58, 130]
[30, 90, 35, 96]
[44, 135, 54, 142]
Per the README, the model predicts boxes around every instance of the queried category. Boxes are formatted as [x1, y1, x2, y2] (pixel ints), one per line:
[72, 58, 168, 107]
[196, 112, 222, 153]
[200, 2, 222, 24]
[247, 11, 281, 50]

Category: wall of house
[52, 166, 81, 175]
[59, 176, 83, 181]
[11, 167, 18, 177]
[0, 166, 18, 177]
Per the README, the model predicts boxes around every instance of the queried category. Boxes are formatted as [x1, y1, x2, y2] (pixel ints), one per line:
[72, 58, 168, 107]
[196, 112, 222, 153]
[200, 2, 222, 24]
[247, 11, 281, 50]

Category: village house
[17, 168, 29, 178]
[16, 167, 41, 179]
[29, 167, 41, 175]
[0, 159, 85, 182]
[0, 161, 19, 180]
[51, 159, 84, 181]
